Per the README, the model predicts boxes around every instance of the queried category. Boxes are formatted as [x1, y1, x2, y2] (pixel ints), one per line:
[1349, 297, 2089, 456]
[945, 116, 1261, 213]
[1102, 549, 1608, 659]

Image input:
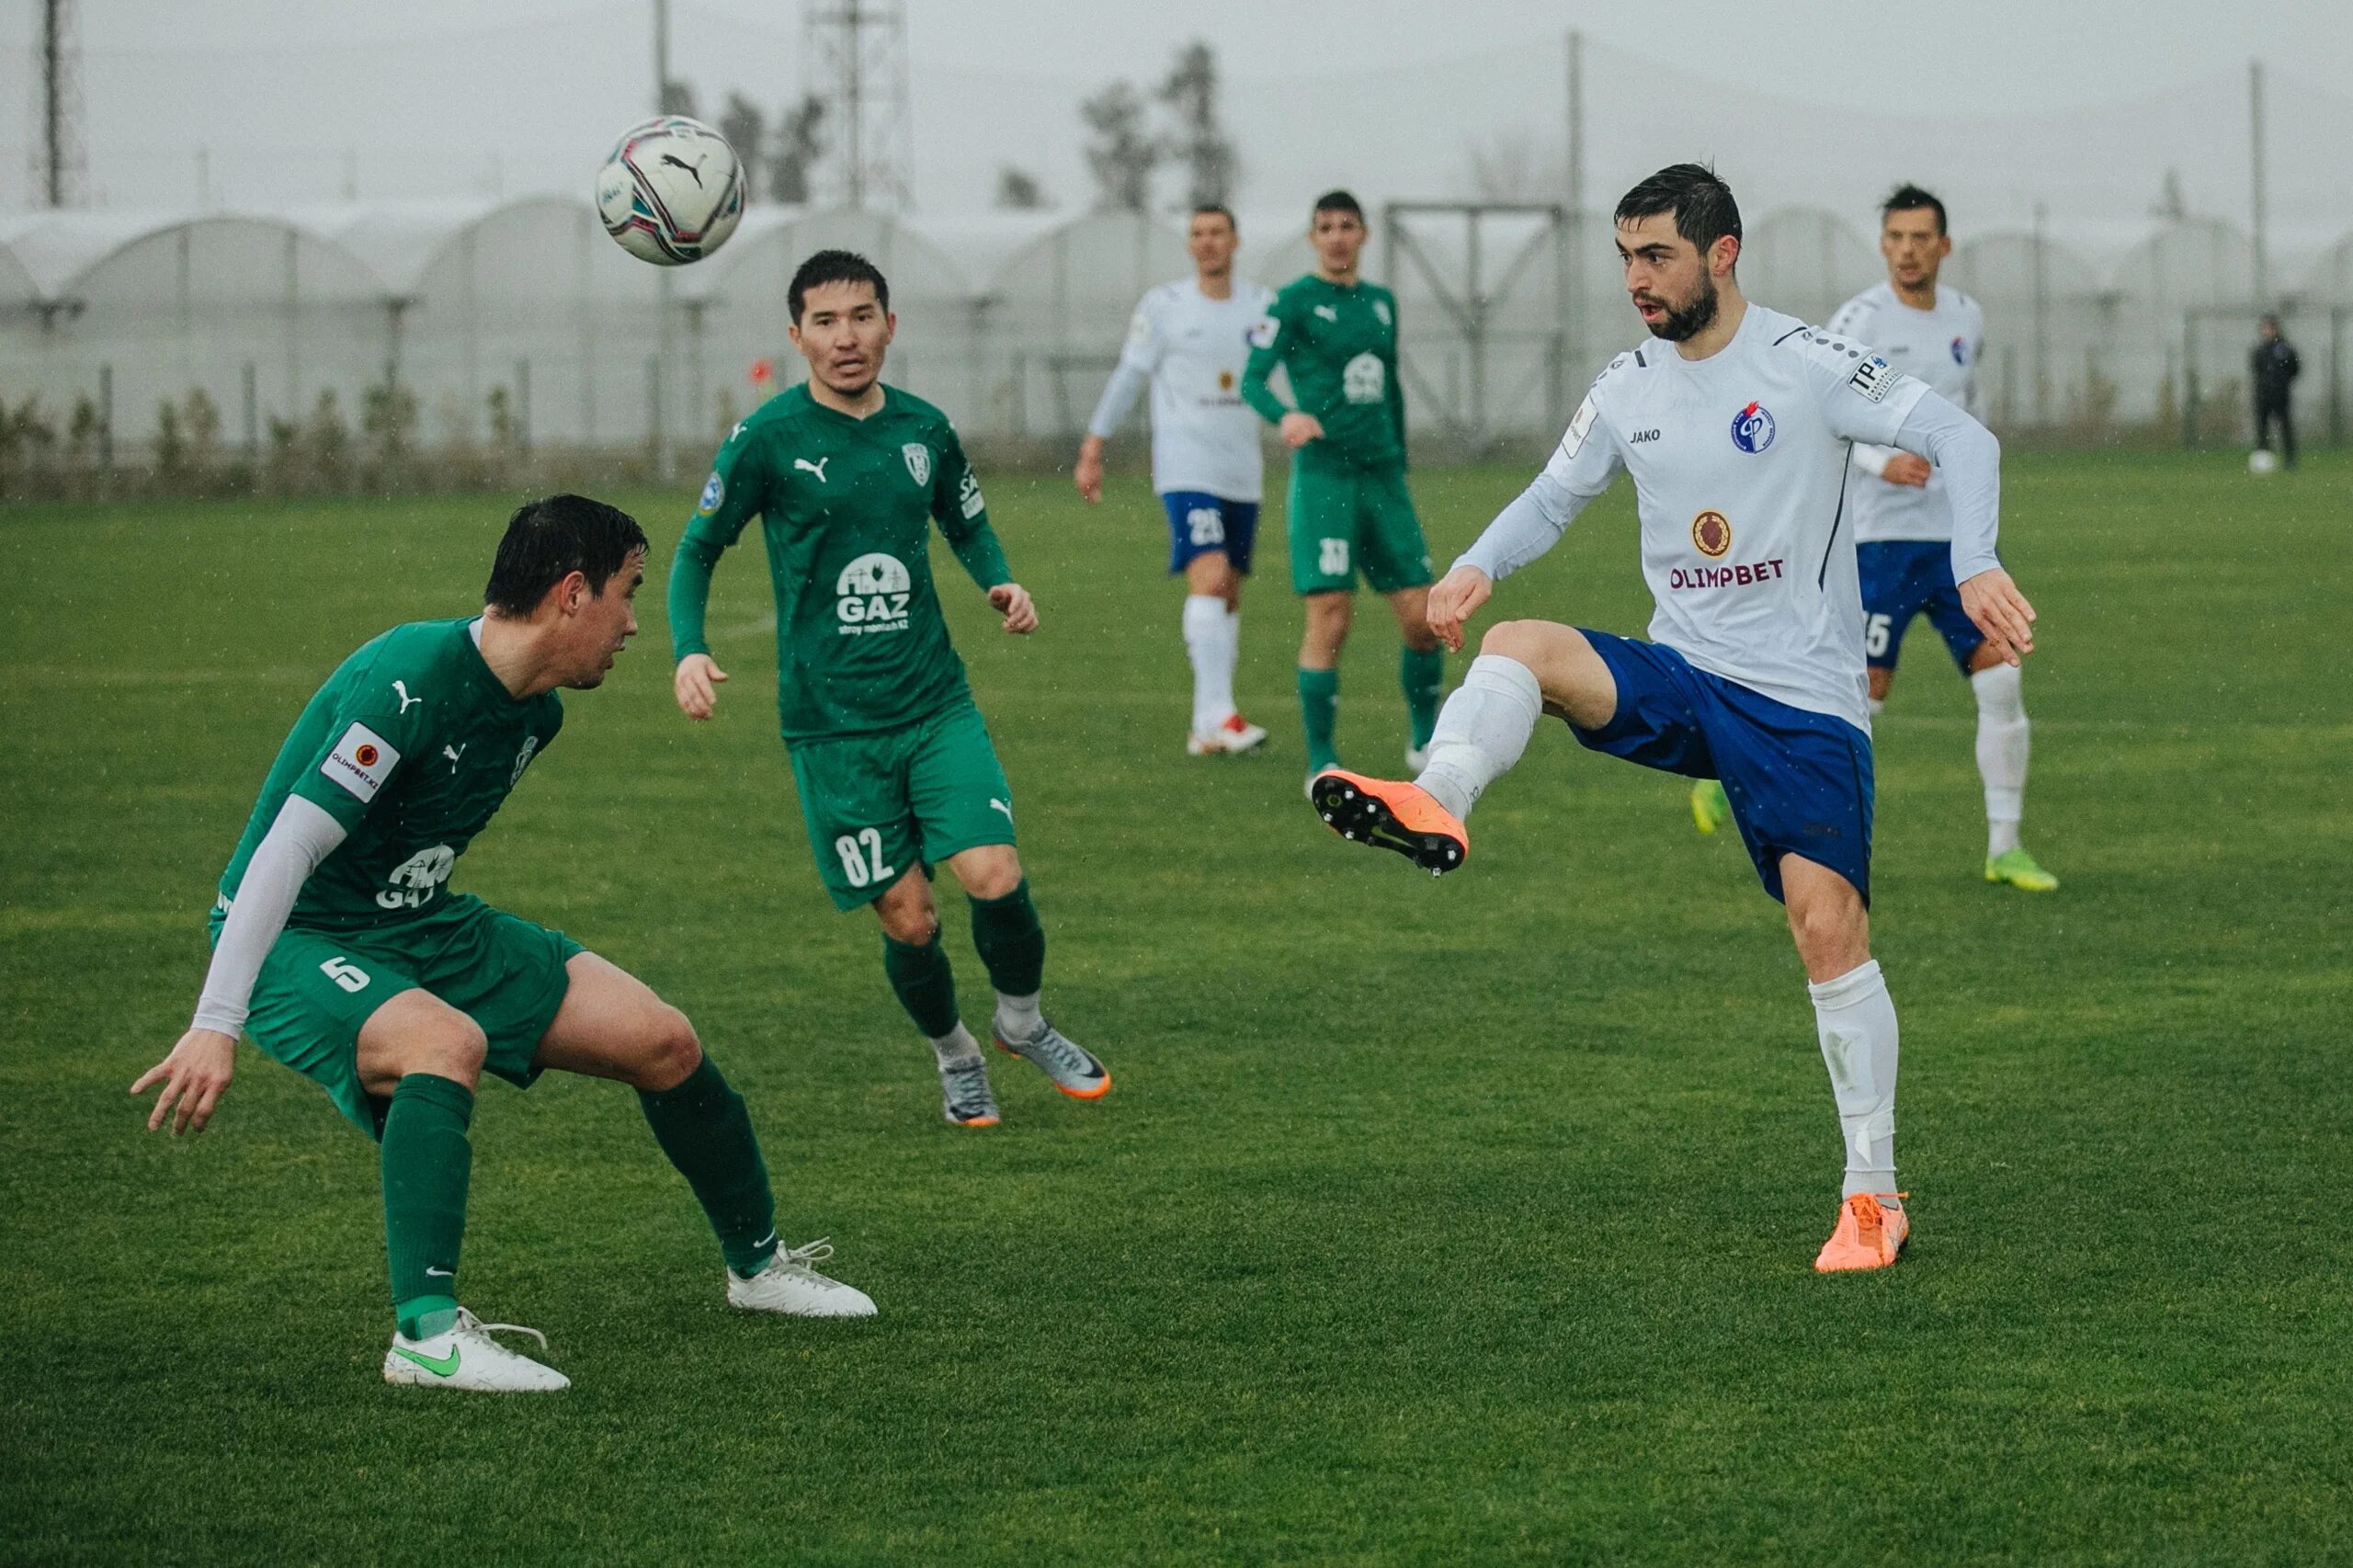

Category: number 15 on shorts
[834, 828, 896, 889]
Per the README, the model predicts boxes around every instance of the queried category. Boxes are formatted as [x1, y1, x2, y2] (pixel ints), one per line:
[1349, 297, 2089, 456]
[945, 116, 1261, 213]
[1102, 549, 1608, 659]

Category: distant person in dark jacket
[2252, 315, 2301, 468]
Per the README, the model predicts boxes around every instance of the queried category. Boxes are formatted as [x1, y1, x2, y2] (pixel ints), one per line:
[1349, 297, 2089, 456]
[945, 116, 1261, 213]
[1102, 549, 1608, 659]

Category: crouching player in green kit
[131, 495, 874, 1393]
[669, 249, 1109, 1130]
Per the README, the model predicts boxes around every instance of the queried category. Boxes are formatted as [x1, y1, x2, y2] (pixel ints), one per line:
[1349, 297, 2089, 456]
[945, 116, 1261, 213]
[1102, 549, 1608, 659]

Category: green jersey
[668, 382, 1013, 742]
[215, 619, 562, 934]
[1241, 274, 1407, 472]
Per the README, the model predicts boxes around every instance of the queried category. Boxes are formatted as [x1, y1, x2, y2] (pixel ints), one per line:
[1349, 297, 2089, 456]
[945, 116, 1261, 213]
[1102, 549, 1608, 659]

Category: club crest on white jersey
[1729, 402, 1776, 453]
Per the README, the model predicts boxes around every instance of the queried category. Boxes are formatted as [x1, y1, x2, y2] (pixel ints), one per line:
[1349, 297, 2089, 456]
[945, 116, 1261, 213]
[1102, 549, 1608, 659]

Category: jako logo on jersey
[1730, 402, 1776, 453]
[697, 472, 724, 515]
[902, 443, 931, 485]
[1950, 336, 1967, 365]
[1691, 510, 1733, 559]
[835, 552, 913, 635]
[1628, 428, 1662, 444]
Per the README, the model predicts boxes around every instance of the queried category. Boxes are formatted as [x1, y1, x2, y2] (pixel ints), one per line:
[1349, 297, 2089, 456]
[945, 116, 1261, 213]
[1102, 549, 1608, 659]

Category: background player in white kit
[1308, 165, 2038, 1272]
[1077, 206, 1274, 756]
[1693, 185, 2052, 891]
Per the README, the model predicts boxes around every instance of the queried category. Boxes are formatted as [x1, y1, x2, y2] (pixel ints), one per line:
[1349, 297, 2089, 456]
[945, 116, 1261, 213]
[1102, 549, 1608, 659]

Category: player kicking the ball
[1076, 205, 1273, 757]
[1310, 165, 2038, 1271]
[1242, 189, 1444, 790]
[132, 495, 874, 1394]
[670, 249, 1108, 1131]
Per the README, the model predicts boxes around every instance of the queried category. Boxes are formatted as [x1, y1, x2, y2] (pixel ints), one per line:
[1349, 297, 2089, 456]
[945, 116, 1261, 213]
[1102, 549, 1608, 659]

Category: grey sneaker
[993, 1018, 1110, 1100]
[938, 1053, 1000, 1127]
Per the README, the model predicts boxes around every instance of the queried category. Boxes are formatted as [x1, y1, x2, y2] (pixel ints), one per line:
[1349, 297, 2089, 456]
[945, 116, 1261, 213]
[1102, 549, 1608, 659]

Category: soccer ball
[597, 117, 745, 266]
[2248, 448, 2279, 475]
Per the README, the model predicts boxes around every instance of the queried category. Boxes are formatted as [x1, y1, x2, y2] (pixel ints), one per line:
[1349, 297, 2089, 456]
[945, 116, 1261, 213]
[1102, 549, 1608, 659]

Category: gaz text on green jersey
[1240, 275, 1407, 472]
[669, 382, 1014, 741]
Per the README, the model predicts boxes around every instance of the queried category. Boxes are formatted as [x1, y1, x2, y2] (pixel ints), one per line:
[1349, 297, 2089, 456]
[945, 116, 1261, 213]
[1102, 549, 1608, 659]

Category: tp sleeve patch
[321, 722, 400, 802]
[1847, 356, 1897, 403]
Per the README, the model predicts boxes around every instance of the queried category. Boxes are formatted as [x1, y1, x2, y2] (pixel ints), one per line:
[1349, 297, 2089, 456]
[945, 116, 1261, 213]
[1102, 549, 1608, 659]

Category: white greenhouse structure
[4, 197, 2347, 460]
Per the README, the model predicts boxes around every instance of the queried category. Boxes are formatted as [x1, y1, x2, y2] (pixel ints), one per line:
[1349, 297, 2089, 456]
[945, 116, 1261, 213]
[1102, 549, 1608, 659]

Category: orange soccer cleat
[1813, 1192, 1910, 1272]
[1309, 769, 1468, 876]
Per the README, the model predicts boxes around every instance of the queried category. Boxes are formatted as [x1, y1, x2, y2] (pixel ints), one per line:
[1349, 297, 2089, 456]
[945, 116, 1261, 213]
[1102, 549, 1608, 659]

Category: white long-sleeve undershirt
[190, 795, 348, 1037]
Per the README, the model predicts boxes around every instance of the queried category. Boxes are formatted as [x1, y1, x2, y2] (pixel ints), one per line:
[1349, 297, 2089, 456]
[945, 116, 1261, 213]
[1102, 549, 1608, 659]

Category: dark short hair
[1881, 184, 1949, 235]
[483, 494, 648, 616]
[1614, 164, 1742, 259]
[1313, 189, 1364, 222]
[789, 249, 891, 324]
[1190, 203, 1237, 232]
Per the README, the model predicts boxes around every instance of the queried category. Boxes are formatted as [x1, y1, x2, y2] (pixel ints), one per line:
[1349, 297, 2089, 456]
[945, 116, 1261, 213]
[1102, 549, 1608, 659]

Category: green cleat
[1689, 778, 1731, 835]
[1984, 846, 2059, 892]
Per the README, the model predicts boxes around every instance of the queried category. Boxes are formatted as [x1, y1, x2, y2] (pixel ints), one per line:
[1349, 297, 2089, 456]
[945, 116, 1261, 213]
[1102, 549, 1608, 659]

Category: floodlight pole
[2248, 58, 2269, 308]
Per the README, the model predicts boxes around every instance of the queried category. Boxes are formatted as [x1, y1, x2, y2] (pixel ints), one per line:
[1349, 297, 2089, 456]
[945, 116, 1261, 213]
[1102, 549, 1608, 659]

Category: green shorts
[229, 893, 582, 1138]
[1287, 461, 1434, 596]
[787, 700, 1017, 912]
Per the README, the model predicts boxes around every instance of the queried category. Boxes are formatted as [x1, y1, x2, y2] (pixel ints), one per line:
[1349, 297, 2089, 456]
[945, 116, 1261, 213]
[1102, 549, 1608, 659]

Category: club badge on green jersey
[902, 443, 930, 485]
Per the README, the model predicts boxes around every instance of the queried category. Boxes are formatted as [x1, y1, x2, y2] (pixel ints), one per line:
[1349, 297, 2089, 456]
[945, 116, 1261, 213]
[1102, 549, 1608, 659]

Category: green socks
[970, 881, 1046, 999]
[383, 1073, 473, 1340]
[883, 931, 961, 1039]
[1402, 646, 1445, 751]
[638, 1054, 779, 1279]
[1298, 666, 1341, 772]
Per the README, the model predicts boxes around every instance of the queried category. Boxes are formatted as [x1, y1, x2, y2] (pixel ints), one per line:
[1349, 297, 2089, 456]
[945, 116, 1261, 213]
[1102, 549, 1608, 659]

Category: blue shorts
[1570, 631, 1875, 904]
[1161, 492, 1259, 575]
[1859, 540, 1983, 673]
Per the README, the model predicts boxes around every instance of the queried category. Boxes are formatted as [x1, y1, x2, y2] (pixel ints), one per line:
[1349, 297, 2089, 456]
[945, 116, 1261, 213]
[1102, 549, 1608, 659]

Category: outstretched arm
[131, 796, 348, 1134]
[1428, 399, 1622, 651]
[1889, 390, 2035, 663]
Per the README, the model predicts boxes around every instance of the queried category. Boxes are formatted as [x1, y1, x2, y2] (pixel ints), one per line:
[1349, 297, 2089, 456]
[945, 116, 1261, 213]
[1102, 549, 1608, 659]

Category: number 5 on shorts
[1864, 613, 1893, 659]
[834, 828, 896, 889]
[319, 956, 370, 994]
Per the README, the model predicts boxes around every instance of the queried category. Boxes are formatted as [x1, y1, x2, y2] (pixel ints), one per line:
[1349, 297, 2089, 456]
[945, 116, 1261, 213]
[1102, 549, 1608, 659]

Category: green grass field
[4, 449, 2350, 1565]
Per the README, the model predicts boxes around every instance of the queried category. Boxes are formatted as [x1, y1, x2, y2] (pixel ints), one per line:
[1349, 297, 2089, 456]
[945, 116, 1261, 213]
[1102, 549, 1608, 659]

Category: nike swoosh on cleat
[425, 1266, 453, 1278]
[392, 1345, 460, 1377]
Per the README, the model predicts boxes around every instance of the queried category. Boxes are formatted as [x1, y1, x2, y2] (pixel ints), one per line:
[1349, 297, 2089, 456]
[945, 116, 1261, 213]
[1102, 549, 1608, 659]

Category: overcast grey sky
[6, 0, 2350, 241]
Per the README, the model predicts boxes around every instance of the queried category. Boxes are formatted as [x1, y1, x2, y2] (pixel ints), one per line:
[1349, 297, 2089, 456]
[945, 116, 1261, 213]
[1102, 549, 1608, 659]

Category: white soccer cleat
[382, 1309, 569, 1392]
[727, 1237, 878, 1319]
[1186, 712, 1268, 756]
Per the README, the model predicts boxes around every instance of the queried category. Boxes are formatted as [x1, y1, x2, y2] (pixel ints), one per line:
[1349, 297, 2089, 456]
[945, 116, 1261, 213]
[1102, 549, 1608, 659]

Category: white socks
[927, 1021, 982, 1067]
[1183, 595, 1238, 734]
[1972, 663, 2029, 858]
[1414, 653, 1542, 821]
[1809, 960, 1899, 1199]
[994, 989, 1043, 1044]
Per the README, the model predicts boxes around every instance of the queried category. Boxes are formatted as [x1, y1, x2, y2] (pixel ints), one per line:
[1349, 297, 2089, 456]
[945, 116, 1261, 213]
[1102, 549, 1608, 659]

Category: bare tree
[770, 95, 827, 206]
[719, 94, 767, 203]
[995, 166, 1051, 210]
[1463, 126, 1563, 203]
[1158, 40, 1238, 208]
[1081, 82, 1161, 212]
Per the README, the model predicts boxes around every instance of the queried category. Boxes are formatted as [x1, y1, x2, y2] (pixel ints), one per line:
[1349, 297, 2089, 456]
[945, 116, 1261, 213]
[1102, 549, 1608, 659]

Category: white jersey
[1470, 302, 1928, 733]
[1086, 277, 1274, 503]
[1827, 282, 1984, 543]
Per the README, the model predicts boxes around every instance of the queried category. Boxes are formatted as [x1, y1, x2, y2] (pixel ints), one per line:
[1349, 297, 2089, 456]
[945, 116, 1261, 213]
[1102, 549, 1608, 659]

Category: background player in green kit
[1241, 188, 1444, 789]
[131, 495, 874, 1395]
[669, 249, 1109, 1130]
